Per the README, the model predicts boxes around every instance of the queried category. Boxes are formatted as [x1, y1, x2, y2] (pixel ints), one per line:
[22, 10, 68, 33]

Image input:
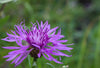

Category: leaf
[0, 16, 9, 31]
[28, 55, 32, 68]
[24, 2, 33, 14]
[0, 0, 13, 4]
[46, 63, 55, 68]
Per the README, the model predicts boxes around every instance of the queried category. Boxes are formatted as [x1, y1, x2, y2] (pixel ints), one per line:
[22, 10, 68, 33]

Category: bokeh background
[0, 0, 100, 68]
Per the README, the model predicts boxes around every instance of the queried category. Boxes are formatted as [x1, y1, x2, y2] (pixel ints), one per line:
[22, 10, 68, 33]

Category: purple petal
[2, 46, 20, 49]
[32, 44, 40, 49]
[52, 57, 62, 64]
[1, 37, 16, 42]
[11, 54, 23, 64]
[44, 52, 63, 64]
[43, 21, 48, 27]
[3, 55, 11, 58]
[42, 51, 52, 61]
[15, 49, 32, 67]
[51, 50, 72, 57]
[15, 54, 28, 67]
[6, 54, 18, 61]
[43, 53, 51, 61]
[41, 21, 43, 28]
[59, 56, 61, 60]
[11, 30, 17, 35]
[49, 35, 64, 41]
[53, 46, 73, 51]
[38, 52, 41, 58]
[36, 21, 40, 29]
[47, 27, 58, 35]
[8, 50, 23, 55]
[66, 43, 74, 46]
[7, 33, 18, 38]
[16, 40, 23, 46]
[57, 29, 61, 35]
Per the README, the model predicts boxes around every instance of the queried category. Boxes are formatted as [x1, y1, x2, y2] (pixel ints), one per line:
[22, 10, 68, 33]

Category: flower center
[29, 47, 40, 59]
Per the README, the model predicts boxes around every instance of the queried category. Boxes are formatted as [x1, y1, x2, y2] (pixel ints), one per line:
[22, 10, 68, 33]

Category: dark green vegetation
[0, 0, 100, 68]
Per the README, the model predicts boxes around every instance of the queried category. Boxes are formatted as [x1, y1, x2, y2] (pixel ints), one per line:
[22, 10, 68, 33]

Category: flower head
[2, 21, 73, 66]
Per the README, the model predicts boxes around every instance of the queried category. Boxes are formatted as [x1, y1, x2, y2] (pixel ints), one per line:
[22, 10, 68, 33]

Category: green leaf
[0, 0, 13, 4]
[0, 16, 9, 31]
[94, 21, 100, 68]
[28, 55, 31, 68]
[46, 63, 55, 68]
[24, 2, 33, 14]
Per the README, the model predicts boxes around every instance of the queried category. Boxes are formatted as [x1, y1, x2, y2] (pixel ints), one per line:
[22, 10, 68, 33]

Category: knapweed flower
[2, 21, 73, 66]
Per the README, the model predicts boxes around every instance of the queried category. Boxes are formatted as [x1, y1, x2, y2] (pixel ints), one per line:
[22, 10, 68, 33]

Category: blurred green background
[0, 0, 100, 68]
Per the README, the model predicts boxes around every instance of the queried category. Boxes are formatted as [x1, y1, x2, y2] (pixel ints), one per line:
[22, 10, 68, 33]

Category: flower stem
[32, 58, 38, 68]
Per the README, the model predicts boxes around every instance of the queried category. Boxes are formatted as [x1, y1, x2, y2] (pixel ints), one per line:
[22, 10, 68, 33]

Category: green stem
[32, 58, 38, 68]
[0, 4, 6, 18]
[94, 21, 100, 68]
[77, 22, 94, 68]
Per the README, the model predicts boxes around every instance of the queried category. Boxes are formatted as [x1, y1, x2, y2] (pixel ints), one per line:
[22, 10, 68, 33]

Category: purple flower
[2, 21, 73, 66]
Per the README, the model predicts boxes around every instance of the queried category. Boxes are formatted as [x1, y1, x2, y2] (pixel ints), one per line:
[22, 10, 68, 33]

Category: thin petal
[8, 50, 23, 55]
[6, 54, 18, 61]
[38, 52, 41, 58]
[15, 49, 33, 66]
[41, 21, 43, 28]
[51, 51, 72, 57]
[3, 55, 11, 58]
[11, 54, 23, 64]
[32, 44, 40, 49]
[2, 46, 20, 50]
[47, 27, 58, 34]
[15, 54, 28, 66]
[1, 37, 16, 42]
[43, 53, 51, 61]
[53, 46, 73, 51]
